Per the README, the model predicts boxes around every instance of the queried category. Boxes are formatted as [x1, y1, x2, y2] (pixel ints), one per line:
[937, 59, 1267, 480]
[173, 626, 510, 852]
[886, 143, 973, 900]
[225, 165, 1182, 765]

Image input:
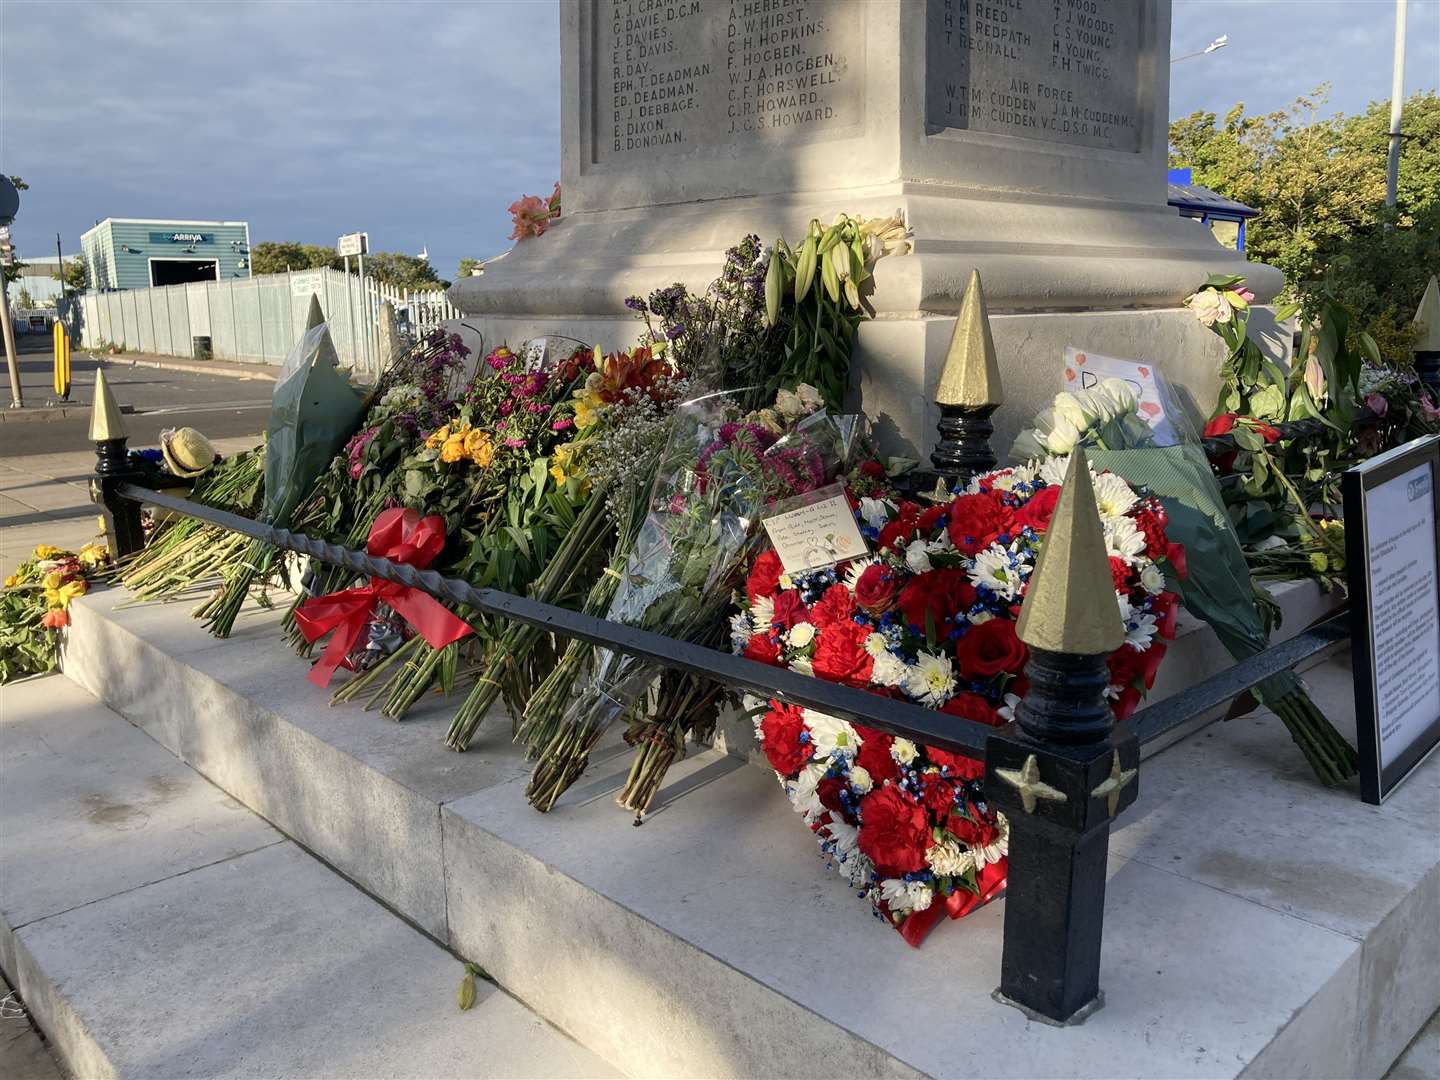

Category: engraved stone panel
[925, 0, 1144, 152]
[593, 0, 863, 164]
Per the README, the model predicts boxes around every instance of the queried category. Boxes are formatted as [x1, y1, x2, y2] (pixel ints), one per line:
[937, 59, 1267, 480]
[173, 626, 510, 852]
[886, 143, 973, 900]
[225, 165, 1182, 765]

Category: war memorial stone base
[452, 0, 1287, 457]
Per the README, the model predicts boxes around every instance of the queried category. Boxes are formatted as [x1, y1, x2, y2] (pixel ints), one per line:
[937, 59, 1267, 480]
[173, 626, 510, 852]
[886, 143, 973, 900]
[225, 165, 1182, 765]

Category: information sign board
[336, 232, 368, 257]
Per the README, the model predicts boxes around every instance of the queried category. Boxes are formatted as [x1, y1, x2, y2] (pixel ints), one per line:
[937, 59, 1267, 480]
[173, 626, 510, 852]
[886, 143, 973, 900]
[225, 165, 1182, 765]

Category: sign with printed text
[148, 231, 213, 244]
[290, 270, 324, 298]
[761, 485, 869, 575]
[1063, 347, 1179, 446]
[1343, 435, 1440, 804]
[336, 232, 368, 257]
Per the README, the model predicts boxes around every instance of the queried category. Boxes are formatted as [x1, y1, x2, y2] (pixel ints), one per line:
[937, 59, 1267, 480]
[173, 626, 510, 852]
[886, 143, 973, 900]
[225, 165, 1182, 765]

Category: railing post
[88, 369, 146, 558]
[917, 269, 1003, 495]
[1413, 274, 1439, 397]
[985, 447, 1137, 1024]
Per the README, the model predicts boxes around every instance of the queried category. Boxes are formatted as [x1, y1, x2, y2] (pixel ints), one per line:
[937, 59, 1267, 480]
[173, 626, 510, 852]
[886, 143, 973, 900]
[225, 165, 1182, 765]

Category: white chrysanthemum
[879, 878, 933, 913]
[904, 652, 956, 708]
[863, 632, 889, 658]
[787, 762, 828, 821]
[787, 622, 816, 648]
[778, 573, 794, 591]
[1140, 562, 1165, 595]
[848, 764, 873, 793]
[1116, 591, 1134, 625]
[859, 497, 892, 529]
[821, 818, 860, 859]
[729, 612, 753, 650]
[891, 737, 920, 766]
[1038, 455, 1073, 487]
[749, 595, 775, 635]
[989, 464, 1037, 493]
[905, 540, 933, 573]
[843, 558, 876, 590]
[804, 710, 860, 760]
[926, 836, 977, 877]
[1105, 517, 1147, 563]
[1092, 472, 1139, 519]
[1125, 612, 1158, 652]
[972, 813, 1010, 867]
[823, 825, 873, 886]
[790, 657, 815, 677]
[871, 651, 910, 689]
[970, 543, 1024, 600]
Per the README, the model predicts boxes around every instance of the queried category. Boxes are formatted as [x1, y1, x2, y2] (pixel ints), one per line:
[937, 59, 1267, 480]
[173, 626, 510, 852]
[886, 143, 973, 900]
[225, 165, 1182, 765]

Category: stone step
[57, 586, 1439, 1078]
[0, 674, 617, 1080]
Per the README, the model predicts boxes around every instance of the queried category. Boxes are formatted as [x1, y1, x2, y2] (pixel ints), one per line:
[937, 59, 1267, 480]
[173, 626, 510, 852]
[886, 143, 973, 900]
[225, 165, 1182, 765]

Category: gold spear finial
[1015, 447, 1125, 654]
[304, 293, 325, 330]
[1413, 276, 1440, 353]
[935, 269, 1003, 408]
[88, 368, 127, 442]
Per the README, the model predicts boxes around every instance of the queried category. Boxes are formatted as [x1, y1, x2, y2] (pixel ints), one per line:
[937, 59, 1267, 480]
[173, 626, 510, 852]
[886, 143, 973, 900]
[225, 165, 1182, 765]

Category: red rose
[947, 812, 998, 849]
[860, 459, 887, 480]
[941, 691, 1002, 728]
[760, 703, 811, 775]
[817, 775, 858, 824]
[946, 492, 1014, 556]
[921, 773, 960, 818]
[1013, 486, 1062, 533]
[812, 619, 875, 685]
[771, 589, 809, 630]
[744, 634, 780, 665]
[854, 563, 900, 614]
[857, 785, 932, 876]
[1109, 556, 1132, 592]
[898, 569, 976, 636]
[810, 583, 856, 628]
[855, 725, 900, 784]
[956, 619, 1028, 681]
[746, 549, 783, 602]
[1203, 413, 1237, 438]
[877, 515, 917, 551]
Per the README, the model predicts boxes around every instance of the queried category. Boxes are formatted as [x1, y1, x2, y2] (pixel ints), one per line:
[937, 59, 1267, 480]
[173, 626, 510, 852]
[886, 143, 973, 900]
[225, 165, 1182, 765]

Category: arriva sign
[148, 232, 213, 244]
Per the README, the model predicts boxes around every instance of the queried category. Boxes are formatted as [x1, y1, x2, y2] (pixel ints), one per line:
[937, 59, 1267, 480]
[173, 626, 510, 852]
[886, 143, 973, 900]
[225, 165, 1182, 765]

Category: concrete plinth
[50, 587, 1440, 1078]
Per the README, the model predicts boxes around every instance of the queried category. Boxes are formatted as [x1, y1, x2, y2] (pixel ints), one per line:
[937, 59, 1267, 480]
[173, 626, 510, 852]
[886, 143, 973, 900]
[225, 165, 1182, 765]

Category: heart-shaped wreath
[733, 456, 1184, 945]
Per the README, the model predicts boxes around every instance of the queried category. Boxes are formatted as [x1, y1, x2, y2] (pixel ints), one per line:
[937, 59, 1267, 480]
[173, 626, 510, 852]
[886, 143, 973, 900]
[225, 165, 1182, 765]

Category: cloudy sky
[2, 0, 1436, 282]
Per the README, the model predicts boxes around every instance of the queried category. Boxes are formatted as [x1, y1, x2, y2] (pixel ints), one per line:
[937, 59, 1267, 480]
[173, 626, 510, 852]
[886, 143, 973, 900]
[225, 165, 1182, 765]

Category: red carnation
[941, 691, 1002, 728]
[855, 725, 900, 784]
[1132, 503, 1170, 560]
[898, 569, 976, 636]
[956, 619, 1028, 681]
[854, 563, 900, 614]
[857, 785, 932, 876]
[760, 703, 811, 776]
[746, 549, 783, 602]
[947, 812, 999, 850]
[927, 746, 987, 781]
[1013, 485, 1062, 533]
[860, 459, 887, 480]
[744, 633, 780, 665]
[877, 515, 917, 551]
[1109, 556, 1132, 592]
[812, 618, 874, 685]
[810, 583, 856, 628]
[917, 504, 947, 533]
[946, 492, 1014, 556]
[921, 773, 961, 818]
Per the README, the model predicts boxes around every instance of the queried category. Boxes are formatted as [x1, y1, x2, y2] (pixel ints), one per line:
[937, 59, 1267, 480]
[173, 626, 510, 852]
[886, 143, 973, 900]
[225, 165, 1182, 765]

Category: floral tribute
[732, 456, 1183, 945]
[2, 542, 110, 683]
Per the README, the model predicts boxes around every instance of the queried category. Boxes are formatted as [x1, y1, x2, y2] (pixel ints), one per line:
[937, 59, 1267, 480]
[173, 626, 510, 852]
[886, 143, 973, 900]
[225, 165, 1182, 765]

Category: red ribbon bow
[293, 508, 473, 688]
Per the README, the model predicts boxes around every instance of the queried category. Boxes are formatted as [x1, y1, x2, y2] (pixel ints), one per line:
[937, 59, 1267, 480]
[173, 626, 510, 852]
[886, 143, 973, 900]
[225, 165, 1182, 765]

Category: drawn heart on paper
[1075, 353, 1088, 364]
[1138, 366, 1150, 377]
[1139, 401, 1162, 417]
[1064, 367, 1076, 382]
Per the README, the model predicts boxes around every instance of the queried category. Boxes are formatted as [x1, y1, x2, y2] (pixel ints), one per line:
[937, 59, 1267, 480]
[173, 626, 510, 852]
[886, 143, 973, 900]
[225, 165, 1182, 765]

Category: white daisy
[1116, 590, 1134, 625]
[879, 878, 933, 913]
[1104, 517, 1147, 563]
[972, 814, 1009, 867]
[1125, 612, 1158, 652]
[803, 710, 860, 760]
[970, 543, 1025, 600]
[1038, 454, 1073, 487]
[790, 657, 815, 677]
[787, 762, 828, 821]
[926, 836, 977, 877]
[891, 737, 920, 766]
[848, 764, 873, 793]
[1140, 562, 1165, 594]
[903, 652, 956, 708]
[863, 632, 890, 658]
[749, 595, 775, 635]
[843, 558, 876, 590]
[1092, 472, 1139, 519]
[870, 651, 910, 689]
[787, 622, 816, 648]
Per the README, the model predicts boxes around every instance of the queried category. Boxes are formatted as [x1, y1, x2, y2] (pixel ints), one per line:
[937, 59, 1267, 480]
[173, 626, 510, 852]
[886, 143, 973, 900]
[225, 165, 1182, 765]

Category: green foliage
[249, 241, 339, 276]
[14, 287, 34, 309]
[1, 259, 25, 287]
[357, 251, 447, 291]
[1170, 86, 1440, 358]
[56, 254, 88, 291]
[456, 258, 483, 279]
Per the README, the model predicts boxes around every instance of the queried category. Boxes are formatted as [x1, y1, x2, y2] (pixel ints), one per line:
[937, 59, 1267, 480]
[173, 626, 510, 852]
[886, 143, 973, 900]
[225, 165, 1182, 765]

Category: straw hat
[160, 427, 218, 478]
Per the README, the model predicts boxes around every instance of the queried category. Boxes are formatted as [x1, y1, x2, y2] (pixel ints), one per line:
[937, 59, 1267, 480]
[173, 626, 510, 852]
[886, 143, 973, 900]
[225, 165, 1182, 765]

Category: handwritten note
[1063, 347, 1180, 446]
[762, 491, 869, 575]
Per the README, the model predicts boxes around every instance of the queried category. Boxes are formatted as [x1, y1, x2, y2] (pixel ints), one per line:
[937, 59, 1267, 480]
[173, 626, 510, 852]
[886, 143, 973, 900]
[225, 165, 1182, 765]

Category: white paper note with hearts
[1062, 347, 1180, 446]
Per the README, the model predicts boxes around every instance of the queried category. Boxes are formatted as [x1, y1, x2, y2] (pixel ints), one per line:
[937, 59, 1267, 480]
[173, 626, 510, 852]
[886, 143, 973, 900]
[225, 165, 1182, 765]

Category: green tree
[356, 251, 447, 291]
[1170, 86, 1440, 358]
[249, 241, 339, 276]
[457, 258, 483, 279]
[55, 254, 88, 291]
[14, 286, 35, 309]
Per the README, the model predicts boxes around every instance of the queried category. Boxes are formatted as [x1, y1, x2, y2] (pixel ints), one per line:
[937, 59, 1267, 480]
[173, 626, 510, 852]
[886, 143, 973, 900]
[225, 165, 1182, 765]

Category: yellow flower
[4, 574, 18, 588]
[33, 544, 62, 560]
[573, 390, 604, 431]
[440, 436, 468, 464]
[465, 431, 495, 467]
[42, 571, 87, 610]
[425, 424, 453, 450]
[77, 542, 109, 568]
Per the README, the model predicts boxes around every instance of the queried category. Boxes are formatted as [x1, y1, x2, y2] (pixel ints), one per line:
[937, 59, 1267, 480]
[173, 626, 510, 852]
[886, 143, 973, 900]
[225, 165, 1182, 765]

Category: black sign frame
[1342, 433, 1440, 804]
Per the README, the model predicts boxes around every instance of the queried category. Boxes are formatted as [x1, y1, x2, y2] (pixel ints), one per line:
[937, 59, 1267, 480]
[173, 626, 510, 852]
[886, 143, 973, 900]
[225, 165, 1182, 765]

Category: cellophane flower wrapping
[734, 456, 1183, 945]
[554, 391, 851, 764]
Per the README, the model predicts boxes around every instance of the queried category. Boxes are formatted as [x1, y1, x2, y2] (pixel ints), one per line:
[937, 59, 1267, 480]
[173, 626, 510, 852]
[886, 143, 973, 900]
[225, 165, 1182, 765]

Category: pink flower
[1421, 391, 1440, 422]
[508, 195, 553, 240]
[504, 437, 527, 449]
[1364, 391, 1389, 418]
[1238, 287, 1255, 302]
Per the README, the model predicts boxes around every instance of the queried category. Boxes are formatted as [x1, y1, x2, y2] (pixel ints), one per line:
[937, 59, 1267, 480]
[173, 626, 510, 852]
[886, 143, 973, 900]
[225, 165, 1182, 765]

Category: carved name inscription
[595, 0, 862, 162]
[926, 0, 1145, 152]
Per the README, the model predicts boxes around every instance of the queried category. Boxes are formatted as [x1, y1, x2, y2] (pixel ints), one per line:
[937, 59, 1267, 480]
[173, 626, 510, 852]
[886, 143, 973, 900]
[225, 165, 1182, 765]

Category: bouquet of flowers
[2, 542, 110, 683]
[734, 457, 1182, 944]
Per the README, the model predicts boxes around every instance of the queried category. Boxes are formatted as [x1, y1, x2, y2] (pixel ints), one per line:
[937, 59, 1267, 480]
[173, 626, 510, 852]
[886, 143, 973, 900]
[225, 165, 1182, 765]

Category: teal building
[79, 218, 251, 290]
